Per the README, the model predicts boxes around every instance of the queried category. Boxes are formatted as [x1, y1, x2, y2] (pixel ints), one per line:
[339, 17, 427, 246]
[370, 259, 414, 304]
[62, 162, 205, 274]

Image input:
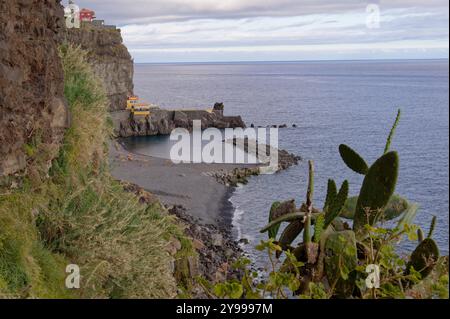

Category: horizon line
[134, 57, 450, 65]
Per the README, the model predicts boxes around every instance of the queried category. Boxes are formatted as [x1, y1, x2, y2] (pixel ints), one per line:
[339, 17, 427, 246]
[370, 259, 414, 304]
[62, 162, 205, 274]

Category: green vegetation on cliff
[0, 45, 189, 298]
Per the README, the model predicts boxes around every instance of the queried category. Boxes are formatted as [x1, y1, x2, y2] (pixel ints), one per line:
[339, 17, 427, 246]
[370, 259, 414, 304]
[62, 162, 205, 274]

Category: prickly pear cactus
[324, 231, 358, 298]
[278, 220, 304, 252]
[339, 144, 369, 175]
[324, 179, 337, 211]
[384, 109, 401, 154]
[406, 238, 440, 280]
[313, 214, 325, 243]
[417, 228, 424, 243]
[324, 180, 349, 228]
[427, 216, 437, 238]
[268, 201, 281, 239]
[353, 151, 399, 233]
[268, 200, 296, 238]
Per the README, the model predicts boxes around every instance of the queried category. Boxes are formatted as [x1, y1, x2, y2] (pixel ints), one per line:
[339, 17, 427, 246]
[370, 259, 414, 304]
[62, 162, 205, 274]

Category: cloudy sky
[69, 0, 449, 63]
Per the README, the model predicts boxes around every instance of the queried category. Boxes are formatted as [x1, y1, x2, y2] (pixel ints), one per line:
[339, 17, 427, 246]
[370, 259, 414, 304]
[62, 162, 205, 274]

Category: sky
[68, 0, 449, 63]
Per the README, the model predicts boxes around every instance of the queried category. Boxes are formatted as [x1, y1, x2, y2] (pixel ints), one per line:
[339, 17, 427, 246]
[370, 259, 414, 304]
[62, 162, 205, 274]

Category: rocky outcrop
[0, 0, 69, 177]
[168, 205, 243, 291]
[65, 24, 133, 111]
[206, 148, 302, 187]
[111, 106, 246, 138]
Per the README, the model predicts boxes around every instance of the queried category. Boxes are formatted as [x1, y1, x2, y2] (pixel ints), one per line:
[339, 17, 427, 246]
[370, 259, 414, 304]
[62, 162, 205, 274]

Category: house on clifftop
[80, 8, 96, 22]
[64, 1, 117, 29]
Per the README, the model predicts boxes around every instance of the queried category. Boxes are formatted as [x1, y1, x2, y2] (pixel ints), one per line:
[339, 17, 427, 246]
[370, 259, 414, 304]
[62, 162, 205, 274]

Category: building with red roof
[80, 8, 96, 22]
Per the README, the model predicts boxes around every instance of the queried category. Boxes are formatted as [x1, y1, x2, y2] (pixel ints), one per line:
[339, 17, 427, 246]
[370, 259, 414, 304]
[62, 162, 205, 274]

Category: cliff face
[65, 25, 134, 111]
[0, 0, 69, 176]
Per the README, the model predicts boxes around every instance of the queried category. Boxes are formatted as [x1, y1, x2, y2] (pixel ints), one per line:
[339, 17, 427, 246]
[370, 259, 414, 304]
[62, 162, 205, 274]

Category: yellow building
[127, 96, 151, 116]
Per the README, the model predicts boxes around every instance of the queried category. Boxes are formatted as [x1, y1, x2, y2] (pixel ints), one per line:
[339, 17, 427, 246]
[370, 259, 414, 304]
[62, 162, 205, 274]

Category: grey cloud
[65, 0, 448, 62]
[65, 0, 449, 25]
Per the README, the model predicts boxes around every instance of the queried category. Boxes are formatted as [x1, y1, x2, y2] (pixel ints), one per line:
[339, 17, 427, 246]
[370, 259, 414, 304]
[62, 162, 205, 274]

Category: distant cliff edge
[65, 23, 134, 112]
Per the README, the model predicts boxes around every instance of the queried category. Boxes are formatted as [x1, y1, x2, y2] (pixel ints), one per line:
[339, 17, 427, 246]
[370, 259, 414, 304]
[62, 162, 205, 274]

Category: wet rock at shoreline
[239, 238, 250, 245]
[168, 205, 243, 286]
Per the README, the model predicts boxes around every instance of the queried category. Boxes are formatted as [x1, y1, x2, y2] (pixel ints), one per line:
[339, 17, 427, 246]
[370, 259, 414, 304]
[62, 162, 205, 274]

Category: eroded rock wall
[65, 24, 134, 111]
[111, 108, 246, 138]
[0, 0, 69, 176]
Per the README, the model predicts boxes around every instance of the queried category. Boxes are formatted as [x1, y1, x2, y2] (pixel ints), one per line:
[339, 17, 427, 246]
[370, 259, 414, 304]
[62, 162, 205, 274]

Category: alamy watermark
[64, 2, 81, 29]
[365, 264, 381, 289]
[169, 120, 279, 174]
[65, 264, 80, 289]
[366, 2, 381, 29]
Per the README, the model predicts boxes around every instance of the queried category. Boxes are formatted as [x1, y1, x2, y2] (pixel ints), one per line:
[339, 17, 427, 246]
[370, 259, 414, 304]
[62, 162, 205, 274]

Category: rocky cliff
[0, 0, 69, 176]
[65, 24, 134, 111]
[112, 103, 246, 137]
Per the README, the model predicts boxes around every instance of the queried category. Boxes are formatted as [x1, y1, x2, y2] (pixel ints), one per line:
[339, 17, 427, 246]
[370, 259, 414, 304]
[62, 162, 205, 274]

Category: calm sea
[132, 60, 449, 264]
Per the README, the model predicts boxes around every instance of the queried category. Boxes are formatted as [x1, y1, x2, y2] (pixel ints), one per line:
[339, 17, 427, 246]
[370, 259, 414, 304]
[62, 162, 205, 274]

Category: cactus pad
[353, 151, 399, 233]
[324, 180, 349, 228]
[324, 179, 337, 211]
[339, 144, 369, 175]
[268, 201, 281, 239]
[279, 220, 304, 251]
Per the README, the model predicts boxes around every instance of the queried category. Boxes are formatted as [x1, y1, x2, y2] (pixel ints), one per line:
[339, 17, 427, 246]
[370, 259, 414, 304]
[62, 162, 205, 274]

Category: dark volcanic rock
[112, 103, 246, 138]
[0, 0, 69, 176]
[173, 111, 190, 128]
[168, 205, 243, 284]
[213, 102, 225, 112]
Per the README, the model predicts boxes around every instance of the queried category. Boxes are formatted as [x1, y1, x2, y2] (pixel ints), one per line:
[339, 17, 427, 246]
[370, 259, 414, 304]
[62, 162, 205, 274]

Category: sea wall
[0, 0, 69, 176]
[111, 104, 246, 137]
[65, 24, 134, 111]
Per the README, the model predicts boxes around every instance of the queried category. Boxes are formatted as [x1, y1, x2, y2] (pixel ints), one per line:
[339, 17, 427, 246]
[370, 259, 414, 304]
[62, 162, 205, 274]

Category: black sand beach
[109, 140, 258, 227]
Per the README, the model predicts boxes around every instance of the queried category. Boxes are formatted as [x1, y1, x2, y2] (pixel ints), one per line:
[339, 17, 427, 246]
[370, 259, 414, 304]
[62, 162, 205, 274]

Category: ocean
[131, 60, 449, 265]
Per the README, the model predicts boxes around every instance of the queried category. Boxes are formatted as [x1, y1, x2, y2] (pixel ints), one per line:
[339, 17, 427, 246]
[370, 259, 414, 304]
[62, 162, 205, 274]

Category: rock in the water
[213, 102, 225, 111]
[239, 238, 250, 245]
